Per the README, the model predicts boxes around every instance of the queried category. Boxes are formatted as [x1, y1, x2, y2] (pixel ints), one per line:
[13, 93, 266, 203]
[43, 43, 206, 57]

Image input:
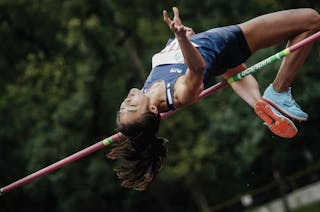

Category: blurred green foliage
[0, 0, 319, 211]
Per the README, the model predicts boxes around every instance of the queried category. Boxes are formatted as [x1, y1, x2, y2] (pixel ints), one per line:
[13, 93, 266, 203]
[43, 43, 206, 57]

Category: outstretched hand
[163, 7, 194, 38]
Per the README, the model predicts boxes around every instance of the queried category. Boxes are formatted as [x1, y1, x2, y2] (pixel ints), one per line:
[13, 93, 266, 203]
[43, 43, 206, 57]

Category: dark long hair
[107, 111, 168, 191]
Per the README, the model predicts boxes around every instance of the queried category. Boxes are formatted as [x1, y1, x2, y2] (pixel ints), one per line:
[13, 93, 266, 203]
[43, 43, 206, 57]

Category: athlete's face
[119, 88, 152, 125]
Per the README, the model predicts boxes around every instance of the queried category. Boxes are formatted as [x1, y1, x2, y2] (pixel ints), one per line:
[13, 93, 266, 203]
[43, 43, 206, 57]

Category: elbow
[197, 62, 206, 73]
[187, 57, 206, 73]
[198, 57, 206, 72]
[188, 64, 205, 73]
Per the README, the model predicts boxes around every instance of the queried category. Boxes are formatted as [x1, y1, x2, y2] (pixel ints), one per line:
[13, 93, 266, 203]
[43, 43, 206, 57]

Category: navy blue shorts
[190, 25, 252, 87]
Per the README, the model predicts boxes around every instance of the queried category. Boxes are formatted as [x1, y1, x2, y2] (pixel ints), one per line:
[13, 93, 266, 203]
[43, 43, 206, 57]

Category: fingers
[163, 10, 171, 25]
[176, 25, 186, 34]
[172, 7, 179, 18]
[184, 27, 193, 31]
[185, 27, 195, 37]
[163, 10, 168, 22]
[163, 7, 186, 36]
[163, 7, 179, 23]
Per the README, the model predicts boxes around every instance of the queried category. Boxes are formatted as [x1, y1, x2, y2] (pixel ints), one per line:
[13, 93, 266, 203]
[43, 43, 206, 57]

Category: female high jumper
[108, 7, 320, 190]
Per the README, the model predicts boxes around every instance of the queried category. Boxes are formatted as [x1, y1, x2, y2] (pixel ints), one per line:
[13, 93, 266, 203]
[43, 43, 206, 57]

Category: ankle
[272, 82, 290, 93]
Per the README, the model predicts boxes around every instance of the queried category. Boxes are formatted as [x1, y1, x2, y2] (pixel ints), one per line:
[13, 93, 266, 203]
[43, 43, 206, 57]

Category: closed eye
[120, 107, 137, 112]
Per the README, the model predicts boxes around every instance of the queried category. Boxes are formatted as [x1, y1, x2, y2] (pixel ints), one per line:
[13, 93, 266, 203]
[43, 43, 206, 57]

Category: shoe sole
[254, 100, 298, 138]
[263, 97, 308, 122]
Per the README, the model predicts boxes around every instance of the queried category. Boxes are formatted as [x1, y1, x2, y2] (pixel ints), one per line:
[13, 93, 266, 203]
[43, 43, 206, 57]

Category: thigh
[239, 9, 318, 53]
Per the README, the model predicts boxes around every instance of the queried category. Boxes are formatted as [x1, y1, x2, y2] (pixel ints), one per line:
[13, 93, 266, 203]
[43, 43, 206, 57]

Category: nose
[129, 88, 140, 93]
[128, 88, 140, 96]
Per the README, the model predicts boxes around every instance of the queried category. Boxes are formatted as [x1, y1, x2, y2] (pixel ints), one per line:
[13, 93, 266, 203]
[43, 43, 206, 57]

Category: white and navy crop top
[142, 38, 197, 111]
[143, 63, 187, 111]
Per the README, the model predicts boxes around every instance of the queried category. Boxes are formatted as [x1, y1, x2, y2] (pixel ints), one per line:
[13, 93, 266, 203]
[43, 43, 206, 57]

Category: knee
[303, 8, 320, 31]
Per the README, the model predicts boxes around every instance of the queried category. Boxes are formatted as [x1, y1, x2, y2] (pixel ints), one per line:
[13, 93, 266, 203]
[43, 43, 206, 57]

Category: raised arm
[163, 7, 206, 105]
[163, 7, 205, 74]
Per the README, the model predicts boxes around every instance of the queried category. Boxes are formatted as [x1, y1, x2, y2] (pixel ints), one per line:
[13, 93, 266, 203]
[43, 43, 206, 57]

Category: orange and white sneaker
[254, 100, 297, 138]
